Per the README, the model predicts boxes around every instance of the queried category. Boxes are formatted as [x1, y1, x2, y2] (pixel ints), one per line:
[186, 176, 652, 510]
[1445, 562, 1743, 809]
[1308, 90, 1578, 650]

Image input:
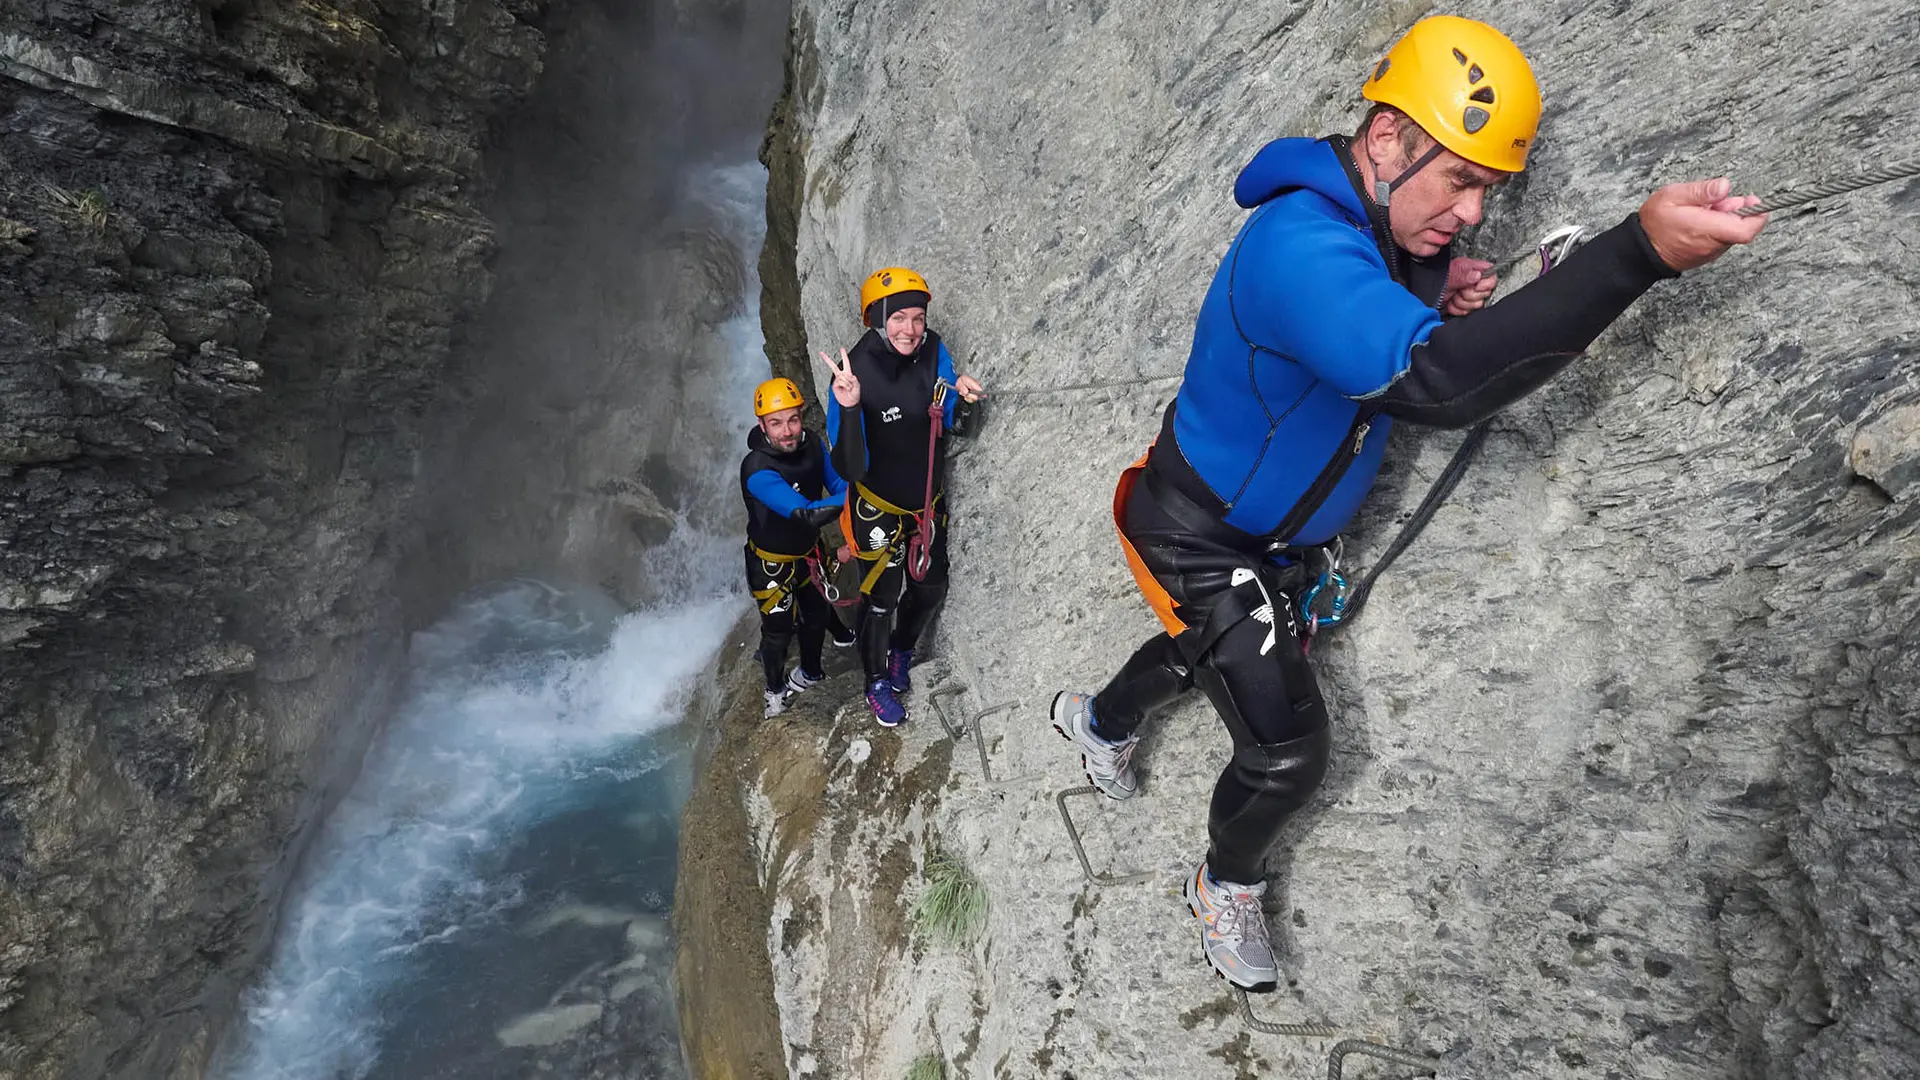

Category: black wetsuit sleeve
[830, 404, 869, 489]
[1373, 214, 1679, 428]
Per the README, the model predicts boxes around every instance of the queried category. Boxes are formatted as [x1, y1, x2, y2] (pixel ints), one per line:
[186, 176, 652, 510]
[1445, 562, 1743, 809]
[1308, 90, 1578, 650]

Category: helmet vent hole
[1468, 63, 1484, 83]
[1469, 86, 1495, 104]
[1372, 57, 1391, 81]
[1452, 47, 1468, 65]
[1462, 106, 1490, 134]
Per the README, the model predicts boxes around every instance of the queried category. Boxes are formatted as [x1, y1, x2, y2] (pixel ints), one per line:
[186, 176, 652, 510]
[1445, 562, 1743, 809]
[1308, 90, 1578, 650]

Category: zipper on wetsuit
[1268, 407, 1376, 547]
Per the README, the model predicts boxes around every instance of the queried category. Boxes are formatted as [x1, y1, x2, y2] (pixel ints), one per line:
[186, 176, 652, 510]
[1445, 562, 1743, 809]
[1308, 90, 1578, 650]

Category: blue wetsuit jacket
[1160, 136, 1676, 547]
[744, 459, 846, 518]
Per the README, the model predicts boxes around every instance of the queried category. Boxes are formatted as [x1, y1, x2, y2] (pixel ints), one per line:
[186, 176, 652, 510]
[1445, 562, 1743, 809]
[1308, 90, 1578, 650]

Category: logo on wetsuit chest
[880, 406, 902, 422]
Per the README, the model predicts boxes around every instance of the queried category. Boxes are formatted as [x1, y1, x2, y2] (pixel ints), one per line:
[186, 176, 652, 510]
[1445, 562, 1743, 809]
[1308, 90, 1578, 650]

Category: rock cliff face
[0, 3, 543, 1077]
[687, 2, 1920, 1077]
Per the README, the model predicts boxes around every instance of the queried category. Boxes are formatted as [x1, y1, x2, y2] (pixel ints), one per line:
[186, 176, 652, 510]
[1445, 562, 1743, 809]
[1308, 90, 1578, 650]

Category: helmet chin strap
[1370, 141, 1446, 207]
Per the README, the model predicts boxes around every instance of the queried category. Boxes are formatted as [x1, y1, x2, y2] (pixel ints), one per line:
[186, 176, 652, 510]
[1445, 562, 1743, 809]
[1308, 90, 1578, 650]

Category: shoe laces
[1084, 722, 1137, 776]
[1207, 881, 1266, 948]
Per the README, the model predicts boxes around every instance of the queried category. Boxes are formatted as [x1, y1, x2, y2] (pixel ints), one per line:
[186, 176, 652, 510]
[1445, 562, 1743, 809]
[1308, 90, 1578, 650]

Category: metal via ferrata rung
[1236, 988, 1338, 1039]
[1053, 785, 1153, 885]
[1326, 1038, 1440, 1079]
[926, 686, 1024, 784]
[1231, 992, 1439, 1077]
[926, 685, 970, 740]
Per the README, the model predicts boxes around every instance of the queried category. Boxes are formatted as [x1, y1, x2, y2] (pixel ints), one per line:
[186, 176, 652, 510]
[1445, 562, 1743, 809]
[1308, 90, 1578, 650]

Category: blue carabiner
[1297, 568, 1350, 632]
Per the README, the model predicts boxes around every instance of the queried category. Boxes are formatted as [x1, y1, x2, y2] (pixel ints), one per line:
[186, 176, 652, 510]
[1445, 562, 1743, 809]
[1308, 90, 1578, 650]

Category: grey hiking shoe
[785, 666, 825, 696]
[1051, 691, 1139, 799]
[1184, 862, 1279, 991]
[763, 688, 788, 719]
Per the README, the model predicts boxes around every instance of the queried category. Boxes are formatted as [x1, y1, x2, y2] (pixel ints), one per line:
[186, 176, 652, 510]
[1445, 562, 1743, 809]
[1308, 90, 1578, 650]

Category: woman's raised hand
[817, 347, 861, 407]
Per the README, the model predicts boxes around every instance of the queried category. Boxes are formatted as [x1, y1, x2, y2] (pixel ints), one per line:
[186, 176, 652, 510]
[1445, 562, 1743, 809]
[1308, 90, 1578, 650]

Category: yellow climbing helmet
[753, 377, 805, 417]
[858, 266, 930, 323]
[1362, 15, 1541, 173]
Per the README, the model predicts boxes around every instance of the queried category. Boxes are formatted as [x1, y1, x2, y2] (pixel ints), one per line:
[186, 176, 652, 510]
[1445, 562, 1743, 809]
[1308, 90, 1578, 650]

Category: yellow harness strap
[848, 484, 941, 595]
[749, 545, 809, 614]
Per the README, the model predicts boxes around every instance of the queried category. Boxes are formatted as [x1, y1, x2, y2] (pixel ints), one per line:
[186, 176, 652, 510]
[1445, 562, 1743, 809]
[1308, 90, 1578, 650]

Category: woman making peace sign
[820, 267, 984, 728]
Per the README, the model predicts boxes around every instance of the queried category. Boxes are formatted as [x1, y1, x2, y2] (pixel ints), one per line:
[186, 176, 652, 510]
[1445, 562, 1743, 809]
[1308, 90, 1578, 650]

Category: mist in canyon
[214, 2, 789, 1077]
[0, 0, 785, 1076]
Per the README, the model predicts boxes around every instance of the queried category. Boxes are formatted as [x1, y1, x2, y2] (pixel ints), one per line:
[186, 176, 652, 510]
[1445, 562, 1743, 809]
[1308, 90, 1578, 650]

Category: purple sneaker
[866, 679, 909, 728]
[887, 648, 914, 693]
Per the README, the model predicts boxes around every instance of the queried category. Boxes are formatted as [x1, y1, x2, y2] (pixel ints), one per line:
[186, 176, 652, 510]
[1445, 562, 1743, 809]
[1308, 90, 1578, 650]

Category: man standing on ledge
[740, 377, 855, 719]
[1051, 15, 1768, 991]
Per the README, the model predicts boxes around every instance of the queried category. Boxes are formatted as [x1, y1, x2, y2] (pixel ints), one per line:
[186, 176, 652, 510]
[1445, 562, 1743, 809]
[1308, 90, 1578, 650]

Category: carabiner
[1297, 567, 1350, 633]
[1536, 224, 1593, 274]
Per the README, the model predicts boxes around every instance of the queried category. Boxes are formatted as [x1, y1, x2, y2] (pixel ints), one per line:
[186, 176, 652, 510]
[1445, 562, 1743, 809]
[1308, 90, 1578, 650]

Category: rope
[1337, 422, 1491, 627]
[1738, 157, 1920, 216]
[942, 373, 1182, 401]
[1343, 159, 1920, 624]
[906, 386, 948, 582]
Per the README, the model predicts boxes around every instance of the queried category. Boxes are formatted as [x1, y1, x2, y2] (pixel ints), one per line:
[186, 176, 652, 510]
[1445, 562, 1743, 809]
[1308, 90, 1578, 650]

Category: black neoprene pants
[746, 545, 836, 693]
[1090, 469, 1332, 885]
[849, 492, 950, 682]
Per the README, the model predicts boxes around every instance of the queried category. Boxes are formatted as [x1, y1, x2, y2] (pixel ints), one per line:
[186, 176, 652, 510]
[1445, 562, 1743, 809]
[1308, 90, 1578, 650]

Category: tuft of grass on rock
[41, 183, 112, 231]
[904, 1054, 945, 1080]
[910, 848, 987, 946]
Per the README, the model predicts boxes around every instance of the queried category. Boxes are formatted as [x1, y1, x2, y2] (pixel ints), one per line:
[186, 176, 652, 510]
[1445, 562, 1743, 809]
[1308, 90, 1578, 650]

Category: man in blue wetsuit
[740, 377, 856, 719]
[1050, 15, 1769, 990]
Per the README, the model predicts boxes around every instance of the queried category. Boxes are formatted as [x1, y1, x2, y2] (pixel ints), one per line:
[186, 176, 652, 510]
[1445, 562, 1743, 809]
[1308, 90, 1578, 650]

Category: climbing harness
[803, 543, 862, 609]
[748, 545, 809, 615]
[750, 538, 860, 612]
[840, 381, 954, 593]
